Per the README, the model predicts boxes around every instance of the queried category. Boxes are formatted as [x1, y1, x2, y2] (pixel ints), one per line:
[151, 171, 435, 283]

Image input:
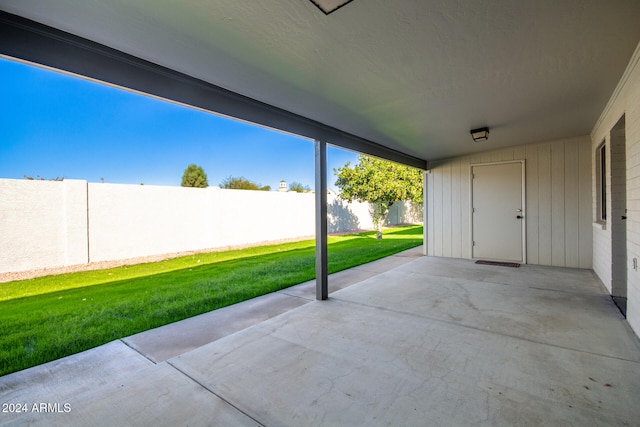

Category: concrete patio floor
[2, 247, 640, 426]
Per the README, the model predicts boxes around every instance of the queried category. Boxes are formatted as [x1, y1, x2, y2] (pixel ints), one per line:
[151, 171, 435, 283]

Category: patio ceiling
[1, 0, 640, 161]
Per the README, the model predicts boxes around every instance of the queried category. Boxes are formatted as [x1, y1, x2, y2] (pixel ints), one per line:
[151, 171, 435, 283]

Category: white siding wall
[427, 136, 592, 269]
[591, 40, 640, 336]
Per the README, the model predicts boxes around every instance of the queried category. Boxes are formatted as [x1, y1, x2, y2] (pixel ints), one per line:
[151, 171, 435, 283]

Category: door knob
[516, 215, 523, 219]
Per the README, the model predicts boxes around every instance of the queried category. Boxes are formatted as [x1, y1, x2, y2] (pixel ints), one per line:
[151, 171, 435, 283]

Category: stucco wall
[0, 180, 420, 273]
[88, 183, 217, 262]
[426, 136, 592, 269]
[210, 188, 316, 249]
[0, 179, 88, 273]
[591, 40, 640, 336]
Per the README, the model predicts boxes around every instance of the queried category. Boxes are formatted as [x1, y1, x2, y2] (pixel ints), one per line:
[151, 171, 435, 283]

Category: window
[596, 141, 607, 222]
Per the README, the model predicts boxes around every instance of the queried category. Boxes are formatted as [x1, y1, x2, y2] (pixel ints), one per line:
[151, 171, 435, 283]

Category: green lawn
[0, 225, 422, 376]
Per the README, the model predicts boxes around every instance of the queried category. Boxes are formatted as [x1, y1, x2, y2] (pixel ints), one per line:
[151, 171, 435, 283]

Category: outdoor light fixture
[470, 127, 490, 142]
[309, 0, 354, 15]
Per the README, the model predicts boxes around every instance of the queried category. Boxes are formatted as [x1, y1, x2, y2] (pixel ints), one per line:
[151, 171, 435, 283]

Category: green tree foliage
[289, 182, 311, 193]
[181, 164, 209, 188]
[220, 176, 271, 191]
[334, 155, 423, 239]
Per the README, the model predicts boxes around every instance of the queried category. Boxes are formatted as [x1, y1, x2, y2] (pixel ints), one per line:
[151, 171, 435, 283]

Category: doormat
[475, 260, 520, 268]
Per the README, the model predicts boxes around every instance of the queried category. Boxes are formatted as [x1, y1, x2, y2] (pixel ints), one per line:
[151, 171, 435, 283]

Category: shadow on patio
[2, 247, 639, 426]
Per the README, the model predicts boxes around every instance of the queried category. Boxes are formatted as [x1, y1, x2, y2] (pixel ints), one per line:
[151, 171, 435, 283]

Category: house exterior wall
[591, 40, 640, 336]
[426, 136, 592, 269]
[0, 180, 420, 273]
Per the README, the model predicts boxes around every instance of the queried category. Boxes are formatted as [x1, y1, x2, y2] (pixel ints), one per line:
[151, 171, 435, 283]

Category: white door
[472, 162, 525, 262]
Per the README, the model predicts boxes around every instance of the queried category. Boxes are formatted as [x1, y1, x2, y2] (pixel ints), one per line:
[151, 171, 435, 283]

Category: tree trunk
[372, 201, 388, 240]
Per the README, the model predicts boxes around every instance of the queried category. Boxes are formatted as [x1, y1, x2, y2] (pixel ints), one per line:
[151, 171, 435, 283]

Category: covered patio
[2, 1, 640, 424]
[2, 249, 639, 426]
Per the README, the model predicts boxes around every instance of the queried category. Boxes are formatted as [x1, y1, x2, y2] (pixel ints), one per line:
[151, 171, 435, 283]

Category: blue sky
[0, 57, 358, 190]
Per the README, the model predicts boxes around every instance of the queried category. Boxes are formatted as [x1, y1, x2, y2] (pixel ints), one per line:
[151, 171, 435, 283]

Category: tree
[181, 164, 208, 188]
[334, 155, 423, 239]
[220, 176, 271, 191]
[289, 182, 311, 193]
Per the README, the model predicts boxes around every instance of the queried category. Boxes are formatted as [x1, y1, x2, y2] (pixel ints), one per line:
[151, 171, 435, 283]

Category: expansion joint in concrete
[119, 339, 159, 365]
[166, 360, 265, 426]
[275, 290, 315, 302]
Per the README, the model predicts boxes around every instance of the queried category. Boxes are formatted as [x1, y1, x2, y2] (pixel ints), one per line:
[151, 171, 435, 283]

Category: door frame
[610, 115, 627, 315]
[469, 160, 527, 263]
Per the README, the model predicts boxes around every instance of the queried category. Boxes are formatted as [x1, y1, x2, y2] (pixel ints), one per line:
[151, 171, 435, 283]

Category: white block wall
[88, 183, 217, 262]
[63, 180, 89, 266]
[426, 136, 592, 269]
[0, 179, 88, 273]
[210, 188, 316, 249]
[591, 40, 640, 336]
[0, 180, 420, 273]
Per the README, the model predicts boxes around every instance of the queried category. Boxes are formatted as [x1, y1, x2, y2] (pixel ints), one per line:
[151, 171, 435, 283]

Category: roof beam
[0, 10, 427, 170]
